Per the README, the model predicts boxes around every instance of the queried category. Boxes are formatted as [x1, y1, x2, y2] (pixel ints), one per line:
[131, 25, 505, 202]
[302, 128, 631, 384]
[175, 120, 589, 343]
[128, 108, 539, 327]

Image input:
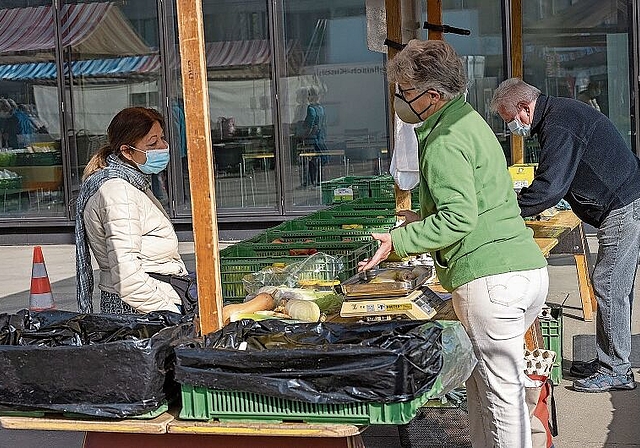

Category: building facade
[0, 0, 635, 241]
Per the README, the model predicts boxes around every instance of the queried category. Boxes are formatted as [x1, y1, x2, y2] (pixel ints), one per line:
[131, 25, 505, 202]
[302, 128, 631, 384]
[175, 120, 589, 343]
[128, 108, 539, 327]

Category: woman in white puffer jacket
[75, 107, 188, 314]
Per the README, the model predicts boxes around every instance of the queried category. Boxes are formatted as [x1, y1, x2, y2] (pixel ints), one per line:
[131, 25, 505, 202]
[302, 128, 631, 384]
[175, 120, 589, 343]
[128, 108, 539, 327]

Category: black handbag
[148, 272, 198, 315]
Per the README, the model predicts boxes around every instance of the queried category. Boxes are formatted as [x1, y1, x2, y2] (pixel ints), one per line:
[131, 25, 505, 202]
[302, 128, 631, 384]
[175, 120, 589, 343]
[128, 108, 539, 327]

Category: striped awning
[0, 56, 160, 81]
[0, 2, 150, 63]
[0, 39, 302, 81]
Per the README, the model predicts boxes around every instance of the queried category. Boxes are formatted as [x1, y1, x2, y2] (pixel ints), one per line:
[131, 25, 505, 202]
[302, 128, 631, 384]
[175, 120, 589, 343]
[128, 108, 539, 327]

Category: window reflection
[523, 0, 632, 154]
[0, 1, 63, 217]
[439, 0, 507, 158]
[168, 1, 278, 212]
[281, 0, 390, 208]
[63, 0, 164, 206]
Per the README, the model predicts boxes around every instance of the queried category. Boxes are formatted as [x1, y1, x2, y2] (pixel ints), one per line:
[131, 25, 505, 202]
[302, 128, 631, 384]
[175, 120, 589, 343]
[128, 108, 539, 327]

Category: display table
[526, 210, 596, 321]
[0, 411, 365, 448]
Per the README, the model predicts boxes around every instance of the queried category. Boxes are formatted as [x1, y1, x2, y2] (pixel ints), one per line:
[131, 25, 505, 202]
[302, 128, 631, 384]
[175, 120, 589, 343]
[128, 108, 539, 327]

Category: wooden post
[510, 0, 524, 164]
[426, 0, 443, 40]
[385, 0, 412, 212]
[176, 0, 224, 335]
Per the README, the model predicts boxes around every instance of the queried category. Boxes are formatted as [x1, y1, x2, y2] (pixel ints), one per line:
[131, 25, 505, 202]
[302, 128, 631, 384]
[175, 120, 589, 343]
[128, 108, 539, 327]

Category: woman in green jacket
[359, 40, 548, 448]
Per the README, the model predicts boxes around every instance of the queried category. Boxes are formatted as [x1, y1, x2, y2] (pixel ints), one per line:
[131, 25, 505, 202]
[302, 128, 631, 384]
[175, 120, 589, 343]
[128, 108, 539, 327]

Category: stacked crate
[219, 193, 416, 303]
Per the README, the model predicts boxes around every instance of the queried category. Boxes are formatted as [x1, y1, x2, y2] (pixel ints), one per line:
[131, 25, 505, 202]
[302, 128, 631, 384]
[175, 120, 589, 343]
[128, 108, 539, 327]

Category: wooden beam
[385, 0, 413, 212]
[510, 0, 524, 164]
[426, 0, 443, 40]
[176, 0, 224, 335]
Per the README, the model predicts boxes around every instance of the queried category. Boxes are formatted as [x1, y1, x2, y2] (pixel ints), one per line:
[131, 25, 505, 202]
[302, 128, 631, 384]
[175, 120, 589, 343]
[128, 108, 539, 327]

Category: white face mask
[507, 118, 531, 137]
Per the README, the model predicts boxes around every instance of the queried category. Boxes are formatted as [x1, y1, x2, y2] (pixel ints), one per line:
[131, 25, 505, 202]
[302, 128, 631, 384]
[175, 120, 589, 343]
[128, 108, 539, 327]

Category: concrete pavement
[0, 241, 638, 447]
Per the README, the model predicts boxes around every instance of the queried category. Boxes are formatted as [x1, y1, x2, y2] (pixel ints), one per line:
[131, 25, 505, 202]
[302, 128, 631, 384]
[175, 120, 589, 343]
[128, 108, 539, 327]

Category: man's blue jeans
[593, 197, 640, 375]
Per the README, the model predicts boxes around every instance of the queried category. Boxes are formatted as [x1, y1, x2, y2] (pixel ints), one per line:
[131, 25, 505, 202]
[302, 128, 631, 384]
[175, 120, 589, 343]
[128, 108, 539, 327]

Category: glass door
[63, 0, 164, 210]
[167, 0, 278, 215]
[279, 0, 390, 210]
[522, 0, 633, 156]
[0, 0, 65, 218]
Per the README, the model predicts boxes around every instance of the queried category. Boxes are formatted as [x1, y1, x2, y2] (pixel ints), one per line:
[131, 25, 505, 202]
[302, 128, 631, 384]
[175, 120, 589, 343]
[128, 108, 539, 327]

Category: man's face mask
[394, 87, 432, 124]
[507, 117, 531, 137]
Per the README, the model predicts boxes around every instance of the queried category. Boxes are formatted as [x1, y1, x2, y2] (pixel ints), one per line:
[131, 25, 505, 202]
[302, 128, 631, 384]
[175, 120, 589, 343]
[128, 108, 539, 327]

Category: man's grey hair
[387, 39, 467, 100]
[490, 78, 541, 117]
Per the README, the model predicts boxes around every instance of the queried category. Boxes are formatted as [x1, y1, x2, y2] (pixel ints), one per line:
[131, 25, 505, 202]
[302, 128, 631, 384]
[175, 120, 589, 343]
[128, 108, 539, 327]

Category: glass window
[523, 0, 632, 156]
[0, 1, 65, 218]
[280, 0, 390, 209]
[168, 0, 278, 214]
[63, 0, 164, 208]
[438, 0, 507, 157]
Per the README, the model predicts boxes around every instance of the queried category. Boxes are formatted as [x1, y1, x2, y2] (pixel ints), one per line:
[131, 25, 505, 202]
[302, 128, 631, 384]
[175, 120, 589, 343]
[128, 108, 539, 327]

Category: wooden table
[534, 237, 558, 257]
[0, 411, 365, 448]
[527, 210, 597, 321]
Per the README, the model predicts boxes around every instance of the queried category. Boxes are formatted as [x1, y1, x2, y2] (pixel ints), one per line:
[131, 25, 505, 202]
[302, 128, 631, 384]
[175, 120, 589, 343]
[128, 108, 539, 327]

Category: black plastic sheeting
[0, 310, 194, 418]
[175, 319, 444, 404]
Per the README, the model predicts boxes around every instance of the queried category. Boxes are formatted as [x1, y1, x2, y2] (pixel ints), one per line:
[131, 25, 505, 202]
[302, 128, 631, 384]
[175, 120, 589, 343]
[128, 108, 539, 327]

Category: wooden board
[167, 420, 363, 438]
[575, 253, 597, 321]
[535, 237, 558, 257]
[529, 210, 581, 230]
[176, 0, 224, 334]
[528, 225, 566, 239]
[0, 412, 173, 434]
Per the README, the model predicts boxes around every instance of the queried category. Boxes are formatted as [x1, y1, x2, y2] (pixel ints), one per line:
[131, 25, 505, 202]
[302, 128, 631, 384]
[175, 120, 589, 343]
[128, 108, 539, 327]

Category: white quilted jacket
[83, 178, 187, 313]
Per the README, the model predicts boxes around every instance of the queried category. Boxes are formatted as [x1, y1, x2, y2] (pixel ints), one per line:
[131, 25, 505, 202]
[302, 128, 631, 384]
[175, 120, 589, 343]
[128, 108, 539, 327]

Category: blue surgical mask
[507, 118, 531, 137]
[130, 145, 170, 174]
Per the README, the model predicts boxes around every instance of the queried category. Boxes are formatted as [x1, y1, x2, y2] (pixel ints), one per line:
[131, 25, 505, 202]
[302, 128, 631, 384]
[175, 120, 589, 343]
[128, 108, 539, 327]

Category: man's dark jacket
[518, 94, 640, 228]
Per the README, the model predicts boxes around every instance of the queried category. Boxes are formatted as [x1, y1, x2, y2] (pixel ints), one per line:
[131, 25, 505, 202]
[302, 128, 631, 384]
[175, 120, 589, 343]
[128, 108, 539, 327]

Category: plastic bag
[242, 252, 344, 295]
[0, 310, 195, 417]
[424, 320, 477, 399]
[389, 113, 420, 190]
[175, 320, 474, 404]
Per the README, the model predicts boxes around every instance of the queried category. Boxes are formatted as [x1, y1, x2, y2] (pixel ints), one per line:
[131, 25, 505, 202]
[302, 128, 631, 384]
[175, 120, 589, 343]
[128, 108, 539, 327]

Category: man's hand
[396, 209, 420, 227]
[358, 233, 393, 272]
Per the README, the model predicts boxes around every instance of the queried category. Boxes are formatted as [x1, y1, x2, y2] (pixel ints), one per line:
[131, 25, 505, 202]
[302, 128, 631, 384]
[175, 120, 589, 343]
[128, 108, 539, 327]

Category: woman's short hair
[386, 39, 467, 100]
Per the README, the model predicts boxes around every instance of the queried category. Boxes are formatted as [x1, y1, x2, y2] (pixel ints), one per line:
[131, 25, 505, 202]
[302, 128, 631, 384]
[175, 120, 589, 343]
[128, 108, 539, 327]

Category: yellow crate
[508, 164, 536, 190]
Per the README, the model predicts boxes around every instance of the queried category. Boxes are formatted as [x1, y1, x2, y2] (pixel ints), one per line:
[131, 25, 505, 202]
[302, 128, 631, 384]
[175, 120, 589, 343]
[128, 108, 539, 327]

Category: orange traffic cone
[29, 246, 55, 311]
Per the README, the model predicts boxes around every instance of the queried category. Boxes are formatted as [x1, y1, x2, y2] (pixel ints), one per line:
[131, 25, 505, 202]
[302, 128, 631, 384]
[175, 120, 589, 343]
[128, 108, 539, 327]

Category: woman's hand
[396, 209, 421, 227]
[358, 233, 393, 272]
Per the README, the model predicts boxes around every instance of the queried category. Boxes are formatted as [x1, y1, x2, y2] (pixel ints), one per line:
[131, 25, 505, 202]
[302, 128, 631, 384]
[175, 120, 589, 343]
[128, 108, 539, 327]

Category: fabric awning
[0, 39, 302, 81]
[0, 2, 151, 63]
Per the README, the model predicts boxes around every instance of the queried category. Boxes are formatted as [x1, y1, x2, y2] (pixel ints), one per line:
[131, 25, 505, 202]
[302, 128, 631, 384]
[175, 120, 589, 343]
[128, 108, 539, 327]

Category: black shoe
[569, 358, 599, 378]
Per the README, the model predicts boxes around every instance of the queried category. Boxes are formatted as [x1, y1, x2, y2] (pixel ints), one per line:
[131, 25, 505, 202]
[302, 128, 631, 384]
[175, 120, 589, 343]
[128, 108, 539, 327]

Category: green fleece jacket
[390, 95, 547, 291]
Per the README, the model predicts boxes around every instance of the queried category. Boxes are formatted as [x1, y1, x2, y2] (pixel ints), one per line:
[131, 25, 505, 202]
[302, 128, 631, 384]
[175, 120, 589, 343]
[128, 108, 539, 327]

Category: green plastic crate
[266, 218, 391, 234]
[256, 229, 375, 243]
[179, 384, 431, 425]
[241, 240, 373, 258]
[301, 215, 397, 231]
[369, 175, 419, 203]
[311, 209, 397, 218]
[320, 176, 378, 205]
[220, 241, 376, 302]
[330, 197, 396, 211]
[540, 305, 562, 385]
[368, 175, 396, 198]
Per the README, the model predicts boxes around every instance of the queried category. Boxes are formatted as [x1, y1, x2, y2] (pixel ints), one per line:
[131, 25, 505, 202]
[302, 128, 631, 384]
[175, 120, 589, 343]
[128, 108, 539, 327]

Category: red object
[29, 246, 55, 311]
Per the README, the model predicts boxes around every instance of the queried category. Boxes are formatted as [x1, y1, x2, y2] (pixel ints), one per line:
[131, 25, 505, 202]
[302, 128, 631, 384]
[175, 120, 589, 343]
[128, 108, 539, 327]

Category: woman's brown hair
[82, 107, 165, 180]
